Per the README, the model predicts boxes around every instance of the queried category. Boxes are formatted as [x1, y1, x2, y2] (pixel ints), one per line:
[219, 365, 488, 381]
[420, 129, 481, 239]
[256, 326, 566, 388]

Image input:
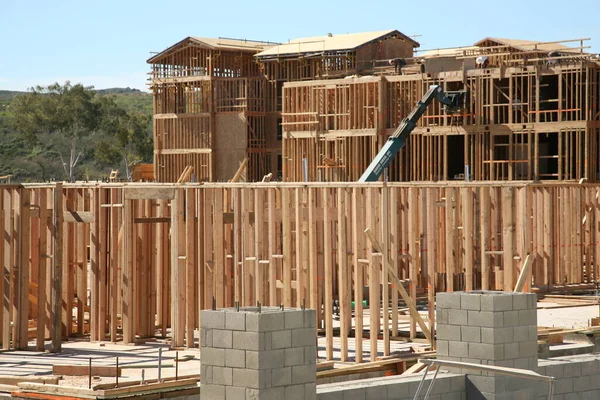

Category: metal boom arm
[358, 85, 453, 182]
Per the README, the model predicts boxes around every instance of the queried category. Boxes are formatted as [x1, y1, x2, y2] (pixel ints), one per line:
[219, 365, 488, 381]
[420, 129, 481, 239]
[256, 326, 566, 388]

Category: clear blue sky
[1, 0, 598, 92]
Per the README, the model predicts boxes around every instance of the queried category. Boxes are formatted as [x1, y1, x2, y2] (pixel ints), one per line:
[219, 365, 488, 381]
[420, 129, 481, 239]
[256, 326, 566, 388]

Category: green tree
[9, 82, 101, 181]
[8, 82, 153, 182]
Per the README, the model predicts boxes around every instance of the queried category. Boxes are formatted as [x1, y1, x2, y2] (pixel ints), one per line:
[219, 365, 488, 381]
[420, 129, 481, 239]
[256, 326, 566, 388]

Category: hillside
[0, 88, 153, 115]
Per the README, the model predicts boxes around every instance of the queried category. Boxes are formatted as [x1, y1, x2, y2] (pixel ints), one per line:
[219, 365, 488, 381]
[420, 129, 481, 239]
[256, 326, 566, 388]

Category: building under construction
[148, 32, 599, 183]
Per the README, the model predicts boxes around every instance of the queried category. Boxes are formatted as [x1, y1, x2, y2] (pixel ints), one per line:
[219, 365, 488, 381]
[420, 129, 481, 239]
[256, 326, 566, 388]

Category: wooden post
[15, 188, 30, 350]
[462, 188, 474, 291]
[186, 189, 196, 348]
[171, 189, 185, 347]
[51, 183, 63, 353]
[122, 197, 134, 344]
[502, 187, 515, 292]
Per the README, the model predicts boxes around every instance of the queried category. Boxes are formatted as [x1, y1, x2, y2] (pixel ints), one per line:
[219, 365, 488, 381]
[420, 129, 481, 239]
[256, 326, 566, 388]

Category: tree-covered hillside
[0, 84, 153, 182]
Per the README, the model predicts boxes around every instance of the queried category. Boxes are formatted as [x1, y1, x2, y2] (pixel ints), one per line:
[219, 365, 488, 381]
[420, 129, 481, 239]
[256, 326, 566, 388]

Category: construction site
[2, 29, 600, 399]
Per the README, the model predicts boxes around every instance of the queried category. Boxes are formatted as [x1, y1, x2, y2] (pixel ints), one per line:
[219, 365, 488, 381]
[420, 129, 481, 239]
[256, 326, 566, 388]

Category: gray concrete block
[480, 343, 504, 361]
[246, 312, 284, 332]
[340, 388, 366, 400]
[225, 311, 246, 331]
[468, 343, 484, 360]
[513, 326, 529, 342]
[512, 357, 531, 370]
[285, 347, 304, 366]
[554, 378, 574, 394]
[436, 292, 461, 309]
[437, 339, 449, 357]
[504, 342, 519, 359]
[246, 387, 286, 400]
[225, 385, 246, 400]
[468, 310, 503, 328]
[461, 292, 482, 310]
[518, 309, 537, 326]
[304, 384, 317, 400]
[449, 341, 469, 358]
[200, 310, 225, 329]
[285, 310, 305, 329]
[264, 331, 272, 350]
[518, 341, 537, 358]
[316, 388, 344, 400]
[528, 325, 538, 342]
[481, 327, 513, 344]
[285, 384, 305, 400]
[305, 345, 317, 364]
[201, 347, 225, 366]
[437, 309, 449, 324]
[365, 384, 387, 400]
[201, 383, 225, 399]
[461, 326, 481, 343]
[436, 324, 461, 341]
[441, 393, 464, 400]
[563, 362, 582, 378]
[271, 366, 291, 387]
[212, 366, 233, 386]
[303, 310, 317, 328]
[201, 328, 213, 349]
[502, 310, 519, 327]
[271, 329, 291, 349]
[232, 331, 266, 351]
[512, 294, 529, 310]
[574, 375, 592, 392]
[232, 367, 270, 389]
[212, 329, 233, 349]
[225, 348, 245, 368]
[292, 364, 316, 384]
[246, 349, 285, 370]
[292, 327, 316, 347]
[201, 364, 212, 384]
[494, 359, 514, 368]
[448, 309, 468, 325]
[582, 390, 600, 400]
[451, 375, 467, 392]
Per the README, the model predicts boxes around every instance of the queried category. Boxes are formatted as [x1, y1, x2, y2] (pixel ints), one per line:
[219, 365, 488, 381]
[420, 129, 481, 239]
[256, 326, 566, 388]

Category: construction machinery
[358, 85, 465, 182]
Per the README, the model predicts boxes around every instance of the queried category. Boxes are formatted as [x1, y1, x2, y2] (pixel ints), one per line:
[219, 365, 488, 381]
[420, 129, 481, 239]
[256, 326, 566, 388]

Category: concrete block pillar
[436, 291, 537, 400]
[200, 307, 317, 400]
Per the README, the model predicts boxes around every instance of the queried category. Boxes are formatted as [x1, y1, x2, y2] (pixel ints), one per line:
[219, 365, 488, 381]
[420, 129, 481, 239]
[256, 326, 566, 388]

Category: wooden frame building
[149, 30, 420, 182]
[280, 38, 600, 182]
[148, 37, 282, 182]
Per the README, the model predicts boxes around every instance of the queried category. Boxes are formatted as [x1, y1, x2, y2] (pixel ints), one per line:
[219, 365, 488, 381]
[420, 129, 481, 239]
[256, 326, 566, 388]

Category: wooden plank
[52, 365, 123, 377]
[322, 188, 333, 360]
[463, 188, 474, 291]
[337, 187, 349, 361]
[125, 188, 176, 200]
[514, 254, 534, 293]
[63, 211, 94, 223]
[51, 184, 63, 352]
[502, 187, 515, 291]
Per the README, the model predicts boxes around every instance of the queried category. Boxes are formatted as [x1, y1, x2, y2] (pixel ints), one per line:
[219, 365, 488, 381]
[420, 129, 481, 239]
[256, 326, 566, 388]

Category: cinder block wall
[200, 307, 317, 400]
[436, 291, 538, 399]
[317, 373, 466, 400]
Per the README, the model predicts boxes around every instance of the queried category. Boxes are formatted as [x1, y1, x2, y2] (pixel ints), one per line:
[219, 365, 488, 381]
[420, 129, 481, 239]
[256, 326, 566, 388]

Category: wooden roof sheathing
[474, 37, 582, 53]
[148, 36, 277, 63]
[255, 30, 419, 59]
